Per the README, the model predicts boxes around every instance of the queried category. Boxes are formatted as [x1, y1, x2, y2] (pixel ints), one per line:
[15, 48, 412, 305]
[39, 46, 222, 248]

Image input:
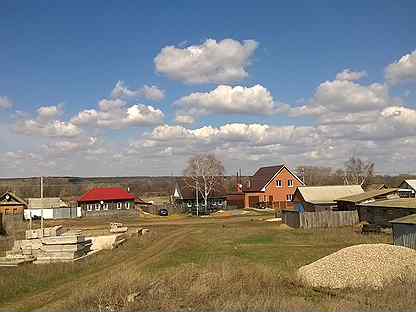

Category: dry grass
[1, 217, 414, 311]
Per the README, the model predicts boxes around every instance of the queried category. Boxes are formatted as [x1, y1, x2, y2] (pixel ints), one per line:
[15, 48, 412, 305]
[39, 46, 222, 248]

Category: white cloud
[111, 81, 165, 101]
[336, 69, 367, 81]
[175, 114, 195, 125]
[15, 105, 80, 138]
[385, 50, 416, 85]
[16, 119, 81, 138]
[37, 104, 63, 122]
[0, 96, 13, 109]
[175, 84, 287, 119]
[290, 79, 392, 118]
[154, 38, 258, 84]
[71, 99, 164, 129]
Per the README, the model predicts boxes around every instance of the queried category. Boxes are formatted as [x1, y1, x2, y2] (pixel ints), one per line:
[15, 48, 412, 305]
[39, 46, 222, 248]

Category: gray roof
[360, 198, 416, 209]
[27, 197, 68, 209]
[390, 214, 416, 225]
[337, 188, 398, 204]
[295, 185, 364, 204]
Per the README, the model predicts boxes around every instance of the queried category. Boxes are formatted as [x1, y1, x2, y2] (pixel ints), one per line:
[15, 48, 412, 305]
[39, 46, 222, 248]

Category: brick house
[78, 187, 137, 216]
[244, 165, 304, 209]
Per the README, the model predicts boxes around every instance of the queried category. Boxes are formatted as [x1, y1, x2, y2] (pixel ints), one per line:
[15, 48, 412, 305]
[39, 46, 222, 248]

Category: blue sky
[0, 1, 415, 177]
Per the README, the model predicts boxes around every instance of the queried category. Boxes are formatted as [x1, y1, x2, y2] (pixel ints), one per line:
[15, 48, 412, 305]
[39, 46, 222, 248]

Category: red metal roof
[78, 187, 135, 203]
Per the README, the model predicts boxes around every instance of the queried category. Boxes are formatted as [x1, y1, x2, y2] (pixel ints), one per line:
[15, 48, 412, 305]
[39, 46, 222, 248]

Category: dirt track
[0, 227, 192, 311]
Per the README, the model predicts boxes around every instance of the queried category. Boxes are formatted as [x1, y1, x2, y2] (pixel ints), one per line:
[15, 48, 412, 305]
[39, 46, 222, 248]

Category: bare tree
[183, 154, 225, 212]
[344, 156, 375, 185]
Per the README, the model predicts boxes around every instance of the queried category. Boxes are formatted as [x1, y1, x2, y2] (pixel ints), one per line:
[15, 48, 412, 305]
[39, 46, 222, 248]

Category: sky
[0, 1, 415, 177]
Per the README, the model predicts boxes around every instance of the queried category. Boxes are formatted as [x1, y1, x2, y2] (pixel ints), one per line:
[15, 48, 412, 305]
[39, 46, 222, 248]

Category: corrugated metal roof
[390, 213, 416, 225]
[296, 185, 364, 204]
[78, 187, 135, 203]
[337, 188, 398, 203]
[361, 198, 416, 209]
[27, 197, 68, 209]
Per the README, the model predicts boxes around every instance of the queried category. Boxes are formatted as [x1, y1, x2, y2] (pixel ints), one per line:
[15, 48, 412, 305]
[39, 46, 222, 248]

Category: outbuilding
[358, 198, 416, 228]
[390, 214, 416, 249]
[292, 185, 364, 212]
[336, 188, 399, 211]
[25, 197, 78, 219]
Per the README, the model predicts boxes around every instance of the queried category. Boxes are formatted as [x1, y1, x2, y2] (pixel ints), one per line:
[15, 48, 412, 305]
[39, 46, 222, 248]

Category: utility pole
[195, 180, 199, 217]
[40, 176, 44, 198]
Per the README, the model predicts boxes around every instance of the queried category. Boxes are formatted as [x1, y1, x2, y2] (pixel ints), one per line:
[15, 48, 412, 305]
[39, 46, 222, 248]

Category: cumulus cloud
[15, 104, 80, 138]
[289, 79, 392, 119]
[175, 114, 195, 125]
[385, 50, 416, 85]
[154, 38, 258, 84]
[174, 84, 287, 120]
[71, 99, 164, 129]
[43, 137, 99, 156]
[0, 96, 14, 109]
[111, 81, 165, 101]
[336, 69, 367, 81]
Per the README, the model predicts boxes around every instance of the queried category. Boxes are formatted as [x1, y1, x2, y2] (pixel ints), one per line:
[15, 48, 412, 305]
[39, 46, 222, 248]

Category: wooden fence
[282, 210, 359, 229]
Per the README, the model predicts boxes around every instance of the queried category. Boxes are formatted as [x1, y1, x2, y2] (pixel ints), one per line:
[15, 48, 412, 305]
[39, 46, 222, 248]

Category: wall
[282, 210, 359, 229]
[0, 213, 25, 235]
[0, 205, 24, 215]
[392, 223, 416, 249]
[82, 209, 139, 217]
[358, 206, 416, 228]
[80, 200, 135, 216]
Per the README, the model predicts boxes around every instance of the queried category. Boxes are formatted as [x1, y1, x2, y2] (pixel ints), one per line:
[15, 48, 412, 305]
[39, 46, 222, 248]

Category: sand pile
[298, 243, 416, 289]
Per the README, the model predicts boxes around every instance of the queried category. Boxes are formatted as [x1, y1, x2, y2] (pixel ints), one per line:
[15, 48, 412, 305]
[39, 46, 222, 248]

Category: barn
[292, 185, 364, 212]
[358, 198, 416, 228]
[335, 188, 399, 211]
[390, 214, 416, 249]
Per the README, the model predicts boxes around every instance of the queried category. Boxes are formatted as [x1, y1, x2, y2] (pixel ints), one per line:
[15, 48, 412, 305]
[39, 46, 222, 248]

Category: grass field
[0, 214, 415, 311]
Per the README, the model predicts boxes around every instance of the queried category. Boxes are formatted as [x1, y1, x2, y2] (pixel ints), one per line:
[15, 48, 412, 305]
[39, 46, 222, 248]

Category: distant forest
[0, 166, 414, 200]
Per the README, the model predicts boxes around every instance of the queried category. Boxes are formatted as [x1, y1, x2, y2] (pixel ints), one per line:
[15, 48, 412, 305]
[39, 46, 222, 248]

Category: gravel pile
[298, 243, 416, 289]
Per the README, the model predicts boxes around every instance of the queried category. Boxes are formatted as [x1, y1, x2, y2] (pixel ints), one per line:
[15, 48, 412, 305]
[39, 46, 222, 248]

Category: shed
[292, 185, 364, 212]
[25, 197, 79, 220]
[390, 214, 416, 249]
[358, 198, 416, 228]
[336, 188, 399, 211]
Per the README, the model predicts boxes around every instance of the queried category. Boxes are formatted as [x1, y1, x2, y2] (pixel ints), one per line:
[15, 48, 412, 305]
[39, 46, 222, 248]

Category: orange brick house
[244, 165, 304, 209]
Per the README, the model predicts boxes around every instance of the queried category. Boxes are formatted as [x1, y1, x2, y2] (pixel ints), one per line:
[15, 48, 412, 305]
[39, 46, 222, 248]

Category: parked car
[159, 208, 169, 216]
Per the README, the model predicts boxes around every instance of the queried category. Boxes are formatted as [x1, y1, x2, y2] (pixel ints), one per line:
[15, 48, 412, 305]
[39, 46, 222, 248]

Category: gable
[0, 192, 27, 206]
[263, 166, 304, 191]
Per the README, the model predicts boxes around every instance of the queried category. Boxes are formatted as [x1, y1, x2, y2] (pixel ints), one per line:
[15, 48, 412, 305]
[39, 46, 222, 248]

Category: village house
[390, 214, 416, 249]
[336, 188, 399, 211]
[243, 165, 304, 209]
[172, 178, 227, 215]
[77, 187, 137, 216]
[0, 192, 26, 215]
[357, 198, 416, 228]
[292, 185, 364, 212]
[399, 180, 416, 198]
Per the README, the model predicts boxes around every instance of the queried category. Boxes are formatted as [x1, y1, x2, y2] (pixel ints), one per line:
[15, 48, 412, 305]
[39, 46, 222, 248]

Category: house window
[95, 203, 100, 211]
[87, 204, 92, 212]
[125, 202, 130, 209]
[288, 180, 293, 187]
[117, 202, 122, 209]
[287, 194, 293, 201]
[103, 203, 109, 210]
[276, 180, 283, 188]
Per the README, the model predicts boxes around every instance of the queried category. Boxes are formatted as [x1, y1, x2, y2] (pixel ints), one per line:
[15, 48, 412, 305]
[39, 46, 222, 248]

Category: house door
[248, 196, 259, 208]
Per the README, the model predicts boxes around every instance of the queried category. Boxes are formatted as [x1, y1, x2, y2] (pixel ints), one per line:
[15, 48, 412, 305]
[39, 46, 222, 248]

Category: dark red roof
[78, 188, 135, 203]
[245, 165, 284, 192]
